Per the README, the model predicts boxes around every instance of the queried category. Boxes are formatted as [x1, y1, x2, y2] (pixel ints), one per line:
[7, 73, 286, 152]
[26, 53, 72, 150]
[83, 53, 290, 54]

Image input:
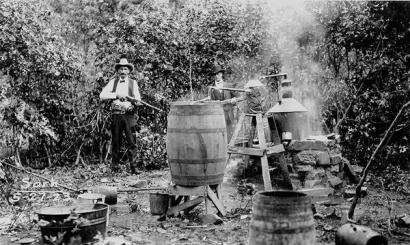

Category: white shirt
[99, 76, 141, 111]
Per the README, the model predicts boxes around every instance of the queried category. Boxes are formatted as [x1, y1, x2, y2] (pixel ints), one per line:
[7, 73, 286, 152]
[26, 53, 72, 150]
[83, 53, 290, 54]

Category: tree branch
[348, 101, 410, 219]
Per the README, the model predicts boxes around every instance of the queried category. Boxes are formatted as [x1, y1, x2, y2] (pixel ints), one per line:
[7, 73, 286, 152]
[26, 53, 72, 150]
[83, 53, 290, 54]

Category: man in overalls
[99, 57, 141, 173]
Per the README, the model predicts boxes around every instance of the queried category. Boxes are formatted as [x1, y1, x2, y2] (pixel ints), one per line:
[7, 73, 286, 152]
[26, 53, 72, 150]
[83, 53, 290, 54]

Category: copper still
[267, 79, 308, 141]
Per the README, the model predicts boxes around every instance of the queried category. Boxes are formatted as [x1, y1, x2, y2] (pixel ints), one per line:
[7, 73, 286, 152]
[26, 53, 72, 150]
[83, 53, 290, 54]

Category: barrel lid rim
[35, 203, 108, 215]
[170, 100, 227, 105]
[256, 190, 308, 197]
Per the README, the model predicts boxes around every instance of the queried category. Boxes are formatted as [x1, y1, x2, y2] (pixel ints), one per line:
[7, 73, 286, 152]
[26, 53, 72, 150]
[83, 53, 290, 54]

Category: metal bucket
[149, 192, 169, 215]
[248, 191, 315, 245]
[335, 224, 388, 245]
[36, 203, 108, 245]
[90, 186, 117, 205]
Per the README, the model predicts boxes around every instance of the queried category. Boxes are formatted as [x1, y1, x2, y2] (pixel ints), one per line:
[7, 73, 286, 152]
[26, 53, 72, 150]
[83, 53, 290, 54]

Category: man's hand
[227, 98, 237, 105]
[126, 96, 142, 105]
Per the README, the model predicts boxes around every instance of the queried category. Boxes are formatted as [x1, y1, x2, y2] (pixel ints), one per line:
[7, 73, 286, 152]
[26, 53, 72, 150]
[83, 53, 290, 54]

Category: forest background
[0, 0, 409, 189]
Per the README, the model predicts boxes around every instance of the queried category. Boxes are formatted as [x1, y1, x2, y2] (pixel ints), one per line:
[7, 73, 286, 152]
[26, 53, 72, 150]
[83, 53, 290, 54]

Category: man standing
[208, 64, 234, 101]
[100, 57, 141, 173]
[208, 64, 242, 142]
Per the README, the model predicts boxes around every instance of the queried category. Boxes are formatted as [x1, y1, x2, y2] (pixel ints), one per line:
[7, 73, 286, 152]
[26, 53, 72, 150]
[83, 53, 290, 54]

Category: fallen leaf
[240, 215, 249, 220]
[157, 227, 166, 234]
[324, 224, 334, 231]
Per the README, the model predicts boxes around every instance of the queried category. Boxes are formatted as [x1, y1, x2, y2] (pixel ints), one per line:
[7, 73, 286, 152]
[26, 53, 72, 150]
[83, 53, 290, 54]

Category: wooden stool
[165, 184, 226, 217]
[227, 113, 292, 191]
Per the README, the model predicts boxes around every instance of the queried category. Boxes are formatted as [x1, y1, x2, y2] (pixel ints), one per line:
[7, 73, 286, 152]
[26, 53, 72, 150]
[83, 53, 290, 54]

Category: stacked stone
[286, 139, 344, 190]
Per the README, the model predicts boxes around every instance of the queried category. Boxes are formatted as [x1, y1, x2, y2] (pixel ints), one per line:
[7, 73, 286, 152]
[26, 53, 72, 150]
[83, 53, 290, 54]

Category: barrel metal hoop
[167, 128, 226, 134]
[172, 174, 225, 180]
[40, 216, 107, 229]
[169, 109, 224, 116]
[79, 216, 107, 227]
[168, 158, 226, 164]
[250, 224, 315, 234]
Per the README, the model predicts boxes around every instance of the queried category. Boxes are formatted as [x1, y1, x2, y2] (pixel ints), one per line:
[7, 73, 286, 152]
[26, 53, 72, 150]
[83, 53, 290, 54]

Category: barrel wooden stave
[248, 191, 315, 245]
[166, 102, 227, 186]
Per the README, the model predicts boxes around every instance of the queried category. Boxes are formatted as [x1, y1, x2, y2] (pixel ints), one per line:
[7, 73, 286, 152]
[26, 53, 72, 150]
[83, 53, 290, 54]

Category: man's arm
[99, 79, 116, 101]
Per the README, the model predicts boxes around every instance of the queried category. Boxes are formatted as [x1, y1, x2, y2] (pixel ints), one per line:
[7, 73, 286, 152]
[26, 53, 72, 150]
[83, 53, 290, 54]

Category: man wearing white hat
[100, 57, 141, 173]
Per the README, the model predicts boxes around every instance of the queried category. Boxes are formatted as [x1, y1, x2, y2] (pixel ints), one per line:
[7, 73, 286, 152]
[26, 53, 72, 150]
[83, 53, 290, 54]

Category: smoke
[263, 0, 328, 136]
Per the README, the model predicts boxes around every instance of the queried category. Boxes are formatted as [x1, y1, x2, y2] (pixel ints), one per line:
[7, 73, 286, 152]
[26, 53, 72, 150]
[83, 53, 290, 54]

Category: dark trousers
[111, 114, 138, 170]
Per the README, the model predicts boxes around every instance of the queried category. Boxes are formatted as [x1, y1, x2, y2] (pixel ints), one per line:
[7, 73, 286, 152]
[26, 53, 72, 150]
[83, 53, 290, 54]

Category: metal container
[248, 191, 315, 245]
[91, 186, 117, 205]
[149, 192, 169, 215]
[335, 224, 388, 245]
[36, 203, 108, 244]
[77, 193, 105, 204]
[282, 131, 292, 141]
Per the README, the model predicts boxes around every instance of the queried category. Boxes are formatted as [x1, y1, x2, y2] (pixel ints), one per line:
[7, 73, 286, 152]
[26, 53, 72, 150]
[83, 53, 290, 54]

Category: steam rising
[264, 0, 327, 136]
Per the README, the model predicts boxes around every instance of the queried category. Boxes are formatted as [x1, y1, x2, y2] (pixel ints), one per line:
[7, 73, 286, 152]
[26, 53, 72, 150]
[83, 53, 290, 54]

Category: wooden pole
[348, 101, 410, 219]
[189, 47, 193, 101]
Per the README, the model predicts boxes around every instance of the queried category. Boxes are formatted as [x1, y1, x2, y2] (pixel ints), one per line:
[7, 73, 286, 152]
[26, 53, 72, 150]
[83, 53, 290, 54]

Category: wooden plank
[260, 155, 272, 191]
[256, 114, 267, 147]
[207, 188, 226, 216]
[227, 146, 265, 156]
[266, 144, 285, 155]
[216, 184, 222, 201]
[244, 115, 256, 167]
[205, 193, 212, 214]
[167, 197, 204, 216]
[228, 113, 245, 147]
[168, 185, 206, 196]
[256, 114, 273, 191]
[262, 116, 271, 143]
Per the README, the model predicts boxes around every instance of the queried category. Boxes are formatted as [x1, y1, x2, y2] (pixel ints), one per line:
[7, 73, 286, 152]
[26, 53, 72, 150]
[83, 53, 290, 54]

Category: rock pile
[284, 136, 361, 191]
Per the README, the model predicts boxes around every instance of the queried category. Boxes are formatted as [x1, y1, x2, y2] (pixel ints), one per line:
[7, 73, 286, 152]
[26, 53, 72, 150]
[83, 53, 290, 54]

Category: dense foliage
[0, 0, 409, 174]
[310, 2, 410, 169]
[0, 0, 275, 169]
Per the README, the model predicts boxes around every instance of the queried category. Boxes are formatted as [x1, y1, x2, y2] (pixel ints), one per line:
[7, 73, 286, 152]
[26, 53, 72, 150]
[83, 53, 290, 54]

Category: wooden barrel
[248, 191, 315, 245]
[166, 101, 227, 186]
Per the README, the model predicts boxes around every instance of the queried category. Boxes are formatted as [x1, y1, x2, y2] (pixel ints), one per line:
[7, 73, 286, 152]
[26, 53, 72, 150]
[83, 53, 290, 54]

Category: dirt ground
[1, 159, 410, 245]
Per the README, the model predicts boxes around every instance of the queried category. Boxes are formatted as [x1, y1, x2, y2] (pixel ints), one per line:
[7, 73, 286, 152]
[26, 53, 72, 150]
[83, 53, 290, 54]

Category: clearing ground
[1, 160, 410, 245]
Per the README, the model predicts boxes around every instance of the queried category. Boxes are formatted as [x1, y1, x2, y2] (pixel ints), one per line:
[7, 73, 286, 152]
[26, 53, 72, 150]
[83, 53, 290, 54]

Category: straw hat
[245, 79, 264, 88]
[115, 58, 134, 72]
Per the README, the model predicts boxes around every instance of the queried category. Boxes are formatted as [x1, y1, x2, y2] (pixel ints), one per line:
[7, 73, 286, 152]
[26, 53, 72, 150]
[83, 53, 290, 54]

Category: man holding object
[99, 56, 141, 173]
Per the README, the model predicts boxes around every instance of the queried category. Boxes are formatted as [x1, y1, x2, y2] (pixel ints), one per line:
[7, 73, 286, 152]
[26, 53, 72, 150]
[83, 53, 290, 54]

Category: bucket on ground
[166, 101, 228, 186]
[149, 192, 169, 215]
[248, 191, 315, 245]
[90, 186, 117, 205]
[36, 203, 108, 244]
